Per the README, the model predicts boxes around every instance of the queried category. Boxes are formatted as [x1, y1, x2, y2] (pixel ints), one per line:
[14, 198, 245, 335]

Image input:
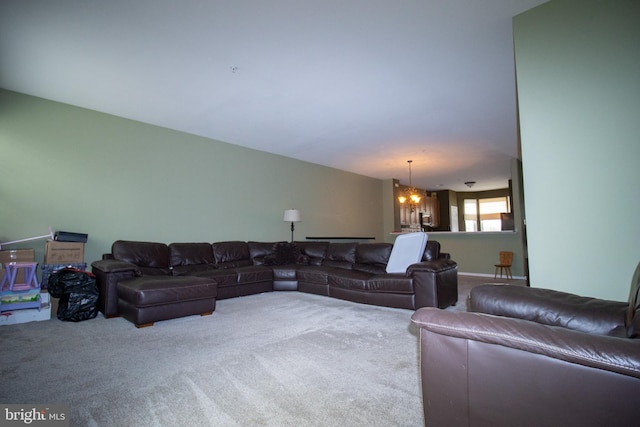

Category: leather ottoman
[117, 276, 218, 327]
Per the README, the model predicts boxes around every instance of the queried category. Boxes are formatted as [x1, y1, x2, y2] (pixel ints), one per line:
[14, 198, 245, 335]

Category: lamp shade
[283, 209, 301, 222]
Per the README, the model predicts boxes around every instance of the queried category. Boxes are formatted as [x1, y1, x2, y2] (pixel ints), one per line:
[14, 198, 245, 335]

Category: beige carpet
[0, 276, 523, 426]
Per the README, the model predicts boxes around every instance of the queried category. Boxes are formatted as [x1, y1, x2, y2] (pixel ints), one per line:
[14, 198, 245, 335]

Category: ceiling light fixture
[464, 181, 476, 188]
[398, 160, 422, 212]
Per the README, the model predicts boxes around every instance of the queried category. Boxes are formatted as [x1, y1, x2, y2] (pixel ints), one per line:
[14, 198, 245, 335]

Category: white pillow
[386, 232, 428, 273]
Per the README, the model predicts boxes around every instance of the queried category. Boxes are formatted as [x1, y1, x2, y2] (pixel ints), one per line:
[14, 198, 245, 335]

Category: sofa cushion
[235, 265, 274, 284]
[354, 243, 392, 274]
[352, 263, 388, 275]
[328, 270, 371, 290]
[188, 269, 238, 288]
[297, 269, 332, 296]
[296, 265, 331, 285]
[264, 241, 303, 265]
[296, 241, 329, 266]
[112, 240, 171, 276]
[356, 243, 392, 265]
[169, 243, 215, 267]
[212, 241, 252, 268]
[323, 242, 357, 269]
[171, 264, 218, 276]
[422, 240, 441, 261]
[272, 265, 297, 281]
[248, 241, 275, 265]
[329, 271, 413, 294]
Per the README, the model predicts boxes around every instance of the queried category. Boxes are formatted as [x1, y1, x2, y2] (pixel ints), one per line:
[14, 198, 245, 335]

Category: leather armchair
[410, 263, 640, 427]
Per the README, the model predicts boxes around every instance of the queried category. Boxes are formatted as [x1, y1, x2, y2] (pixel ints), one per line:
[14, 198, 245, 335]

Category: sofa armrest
[409, 259, 458, 309]
[470, 284, 628, 336]
[92, 259, 141, 275]
[91, 260, 139, 318]
[412, 308, 640, 378]
[406, 258, 456, 274]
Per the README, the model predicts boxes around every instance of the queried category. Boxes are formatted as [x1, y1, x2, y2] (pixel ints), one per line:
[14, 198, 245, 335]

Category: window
[463, 197, 510, 232]
[464, 199, 478, 232]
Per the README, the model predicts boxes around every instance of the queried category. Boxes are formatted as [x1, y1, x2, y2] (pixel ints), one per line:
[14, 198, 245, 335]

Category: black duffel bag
[47, 268, 99, 322]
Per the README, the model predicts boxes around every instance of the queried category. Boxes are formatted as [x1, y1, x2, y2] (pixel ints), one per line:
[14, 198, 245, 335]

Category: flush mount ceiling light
[398, 160, 423, 212]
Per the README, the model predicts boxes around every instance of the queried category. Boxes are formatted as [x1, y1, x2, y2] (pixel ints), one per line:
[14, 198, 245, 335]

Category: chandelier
[398, 160, 423, 212]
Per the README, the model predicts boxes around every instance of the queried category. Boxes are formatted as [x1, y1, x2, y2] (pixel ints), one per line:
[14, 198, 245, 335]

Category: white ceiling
[0, 0, 547, 192]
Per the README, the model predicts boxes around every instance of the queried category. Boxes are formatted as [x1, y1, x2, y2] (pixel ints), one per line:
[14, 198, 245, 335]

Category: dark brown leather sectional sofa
[92, 239, 458, 327]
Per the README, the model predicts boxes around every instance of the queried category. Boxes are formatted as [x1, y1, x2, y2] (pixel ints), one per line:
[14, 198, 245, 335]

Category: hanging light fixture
[398, 160, 423, 212]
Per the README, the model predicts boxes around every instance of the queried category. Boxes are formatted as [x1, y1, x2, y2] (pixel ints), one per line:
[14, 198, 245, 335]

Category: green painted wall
[0, 89, 525, 279]
[0, 90, 385, 268]
[428, 231, 524, 278]
[514, 0, 640, 301]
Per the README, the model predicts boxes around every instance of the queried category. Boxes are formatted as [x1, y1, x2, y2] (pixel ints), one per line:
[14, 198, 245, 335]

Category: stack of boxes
[41, 239, 86, 290]
[0, 232, 87, 325]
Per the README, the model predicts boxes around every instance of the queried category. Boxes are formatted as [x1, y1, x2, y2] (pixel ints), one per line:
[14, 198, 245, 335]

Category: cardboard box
[45, 241, 84, 264]
[0, 249, 36, 285]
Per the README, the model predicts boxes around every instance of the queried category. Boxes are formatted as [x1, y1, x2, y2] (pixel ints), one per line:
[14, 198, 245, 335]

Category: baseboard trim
[458, 271, 527, 280]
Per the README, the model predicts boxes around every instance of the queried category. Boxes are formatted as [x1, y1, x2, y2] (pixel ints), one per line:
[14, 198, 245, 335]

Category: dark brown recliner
[410, 262, 640, 427]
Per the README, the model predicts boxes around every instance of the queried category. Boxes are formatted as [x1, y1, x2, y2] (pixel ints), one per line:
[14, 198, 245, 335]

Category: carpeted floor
[0, 275, 525, 426]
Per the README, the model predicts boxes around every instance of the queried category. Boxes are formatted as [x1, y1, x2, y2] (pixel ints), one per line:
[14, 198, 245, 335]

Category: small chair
[494, 251, 513, 279]
[1, 262, 39, 292]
